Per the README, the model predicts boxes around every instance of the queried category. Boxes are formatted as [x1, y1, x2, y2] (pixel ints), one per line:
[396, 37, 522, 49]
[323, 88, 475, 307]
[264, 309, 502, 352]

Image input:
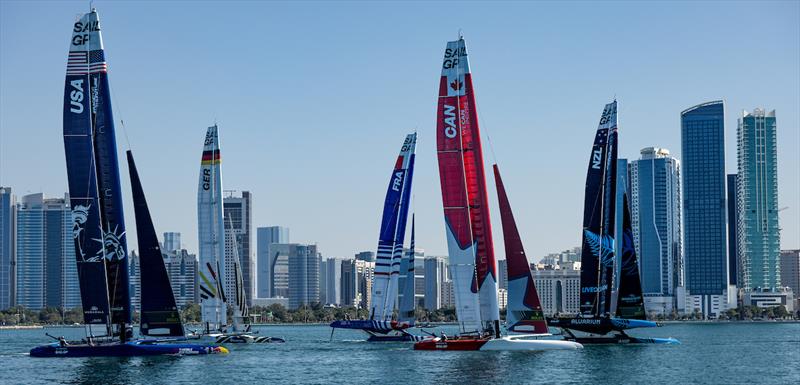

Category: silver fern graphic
[584, 230, 615, 267]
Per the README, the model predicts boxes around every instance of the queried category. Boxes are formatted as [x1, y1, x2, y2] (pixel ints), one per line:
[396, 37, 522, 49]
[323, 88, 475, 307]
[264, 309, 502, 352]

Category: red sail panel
[436, 38, 498, 332]
[493, 165, 548, 334]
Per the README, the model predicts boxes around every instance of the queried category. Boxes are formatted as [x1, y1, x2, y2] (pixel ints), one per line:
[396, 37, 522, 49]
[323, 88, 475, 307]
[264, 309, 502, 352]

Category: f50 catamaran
[31, 9, 226, 357]
[192, 125, 283, 344]
[330, 133, 424, 342]
[546, 101, 678, 345]
[415, 37, 582, 351]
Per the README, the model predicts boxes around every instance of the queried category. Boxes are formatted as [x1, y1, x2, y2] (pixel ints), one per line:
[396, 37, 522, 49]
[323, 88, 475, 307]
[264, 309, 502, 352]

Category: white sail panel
[197, 125, 227, 331]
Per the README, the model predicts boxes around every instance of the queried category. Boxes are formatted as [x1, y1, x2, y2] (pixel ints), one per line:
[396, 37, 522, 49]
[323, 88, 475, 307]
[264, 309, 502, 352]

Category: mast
[370, 133, 416, 321]
[63, 9, 130, 338]
[397, 215, 416, 324]
[493, 165, 548, 334]
[197, 125, 227, 331]
[436, 37, 499, 336]
[579, 101, 618, 318]
[616, 192, 647, 319]
[127, 151, 184, 337]
[228, 215, 250, 332]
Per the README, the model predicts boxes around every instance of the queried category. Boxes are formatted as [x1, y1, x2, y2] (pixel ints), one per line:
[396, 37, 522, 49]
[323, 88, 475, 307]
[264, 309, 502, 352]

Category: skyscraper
[355, 259, 375, 309]
[681, 101, 732, 317]
[726, 174, 739, 287]
[256, 226, 289, 298]
[498, 259, 508, 291]
[340, 259, 356, 306]
[424, 256, 446, 310]
[223, 191, 253, 305]
[354, 251, 375, 262]
[163, 232, 181, 252]
[279, 243, 319, 309]
[779, 250, 799, 309]
[15, 193, 79, 310]
[323, 257, 341, 305]
[0, 187, 14, 309]
[737, 109, 780, 291]
[628, 147, 682, 314]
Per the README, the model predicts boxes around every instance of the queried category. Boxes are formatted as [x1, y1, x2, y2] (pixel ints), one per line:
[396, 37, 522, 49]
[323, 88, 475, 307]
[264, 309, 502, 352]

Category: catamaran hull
[329, 319, 411, 333]
[414, 338, 489, 351]
[558, 328, 680, 345]
[189, 333, 284, 344]
[414, 336, 582, 351]
[30, 341, 228, 357]
[480, 336, 583, 351]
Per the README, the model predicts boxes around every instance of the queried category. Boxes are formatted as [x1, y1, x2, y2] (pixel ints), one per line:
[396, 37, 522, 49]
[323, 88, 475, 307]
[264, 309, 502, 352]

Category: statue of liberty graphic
[71, 204, 91, 260]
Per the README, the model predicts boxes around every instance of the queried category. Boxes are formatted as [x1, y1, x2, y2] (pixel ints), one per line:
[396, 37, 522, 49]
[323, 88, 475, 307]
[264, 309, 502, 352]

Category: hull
[189, 332, 285, 344]
[329, 319, 411, 333]
[366, 330, 428, 343]
[414, 337, 490, 351]
[480, 335, 583, 351]
[414, 335, 583, 351]
[30, 340, 228, 357]
[547, 316, 657, 334]
[556, 325, 680, 345]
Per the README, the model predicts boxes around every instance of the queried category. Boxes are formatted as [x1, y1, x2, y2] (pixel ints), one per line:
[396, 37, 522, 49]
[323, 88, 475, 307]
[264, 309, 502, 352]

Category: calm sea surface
[1, 322, 798, 384]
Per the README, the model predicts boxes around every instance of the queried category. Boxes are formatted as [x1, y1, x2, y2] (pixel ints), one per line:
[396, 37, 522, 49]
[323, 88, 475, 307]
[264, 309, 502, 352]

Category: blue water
[1, 323, 798, 384]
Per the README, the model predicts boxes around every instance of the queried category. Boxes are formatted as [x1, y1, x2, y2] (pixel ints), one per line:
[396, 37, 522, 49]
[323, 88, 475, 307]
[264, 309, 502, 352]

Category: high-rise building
[354, 251, 375, 262]
[424, 256, 447, 310]
[130, 248, 199, 311]
[163, 232, 181, 252]
[498, 259, 508, 291]
[279, 243, 319, 309]
[319, 259, 327, 303]
[256, 226, 289, 298]
[737, 109, 780, 291]
[629, 147, 683, 314]
[266, 243, 292, 298]
[398, 248, 425, 310]
[680, 100, 732, 317]
[323, 257, 341, 305]
[0, 187, 15, 309]
[340, 259, 357, 306]
[533, 265, 581, 316]
[779, 250, 799, 309]
[726, 174, 739, 287]
[223, 191, 253, 305]
[355, 259, 375, 309]
[15, 193, 79, 310]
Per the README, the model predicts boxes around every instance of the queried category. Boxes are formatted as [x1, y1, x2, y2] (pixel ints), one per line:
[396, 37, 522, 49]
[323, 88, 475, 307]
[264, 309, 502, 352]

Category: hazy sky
[1, 1, 798, 261]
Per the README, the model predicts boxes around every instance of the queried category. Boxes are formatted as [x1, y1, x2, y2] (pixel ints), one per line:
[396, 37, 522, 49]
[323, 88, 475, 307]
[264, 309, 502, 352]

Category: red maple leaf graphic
[450, 79, 463, 91]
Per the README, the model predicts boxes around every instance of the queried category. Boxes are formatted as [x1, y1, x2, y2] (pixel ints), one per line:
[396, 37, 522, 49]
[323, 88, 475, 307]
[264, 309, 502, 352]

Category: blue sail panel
[126, 151, 184, 337]
[579, 101, 618, 317]
[75, 10, 131, 325]
[63, 10, 111, 326]
[370, 133, 416, 320]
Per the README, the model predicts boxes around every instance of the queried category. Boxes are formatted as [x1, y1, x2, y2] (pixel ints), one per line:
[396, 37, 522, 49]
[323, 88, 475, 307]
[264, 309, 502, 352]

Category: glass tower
[0, 187, 14, 310]
[737, 109, 780, 291]
[15, 193, 79, 310]
[681, 101, 728, 296]
[629, 148, 682, 300]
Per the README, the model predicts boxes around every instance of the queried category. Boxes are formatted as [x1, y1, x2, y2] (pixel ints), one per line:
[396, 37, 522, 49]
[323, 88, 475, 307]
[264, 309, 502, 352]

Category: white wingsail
[197, 125, 227, 332]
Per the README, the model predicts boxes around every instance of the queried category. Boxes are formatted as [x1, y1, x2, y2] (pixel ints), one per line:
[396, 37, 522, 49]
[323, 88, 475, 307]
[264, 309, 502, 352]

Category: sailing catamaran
[546, 101, 679, 344]
[414, 37, 500, 351]
[414, 37, 582, 351]
[31, 9, 226, 357]
[329, 133, 424, 342]
[192, 125, 283, 344]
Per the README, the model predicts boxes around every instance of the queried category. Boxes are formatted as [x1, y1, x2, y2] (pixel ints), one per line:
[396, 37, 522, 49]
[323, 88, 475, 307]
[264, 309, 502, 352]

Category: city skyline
[1, 1, 798, 260]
